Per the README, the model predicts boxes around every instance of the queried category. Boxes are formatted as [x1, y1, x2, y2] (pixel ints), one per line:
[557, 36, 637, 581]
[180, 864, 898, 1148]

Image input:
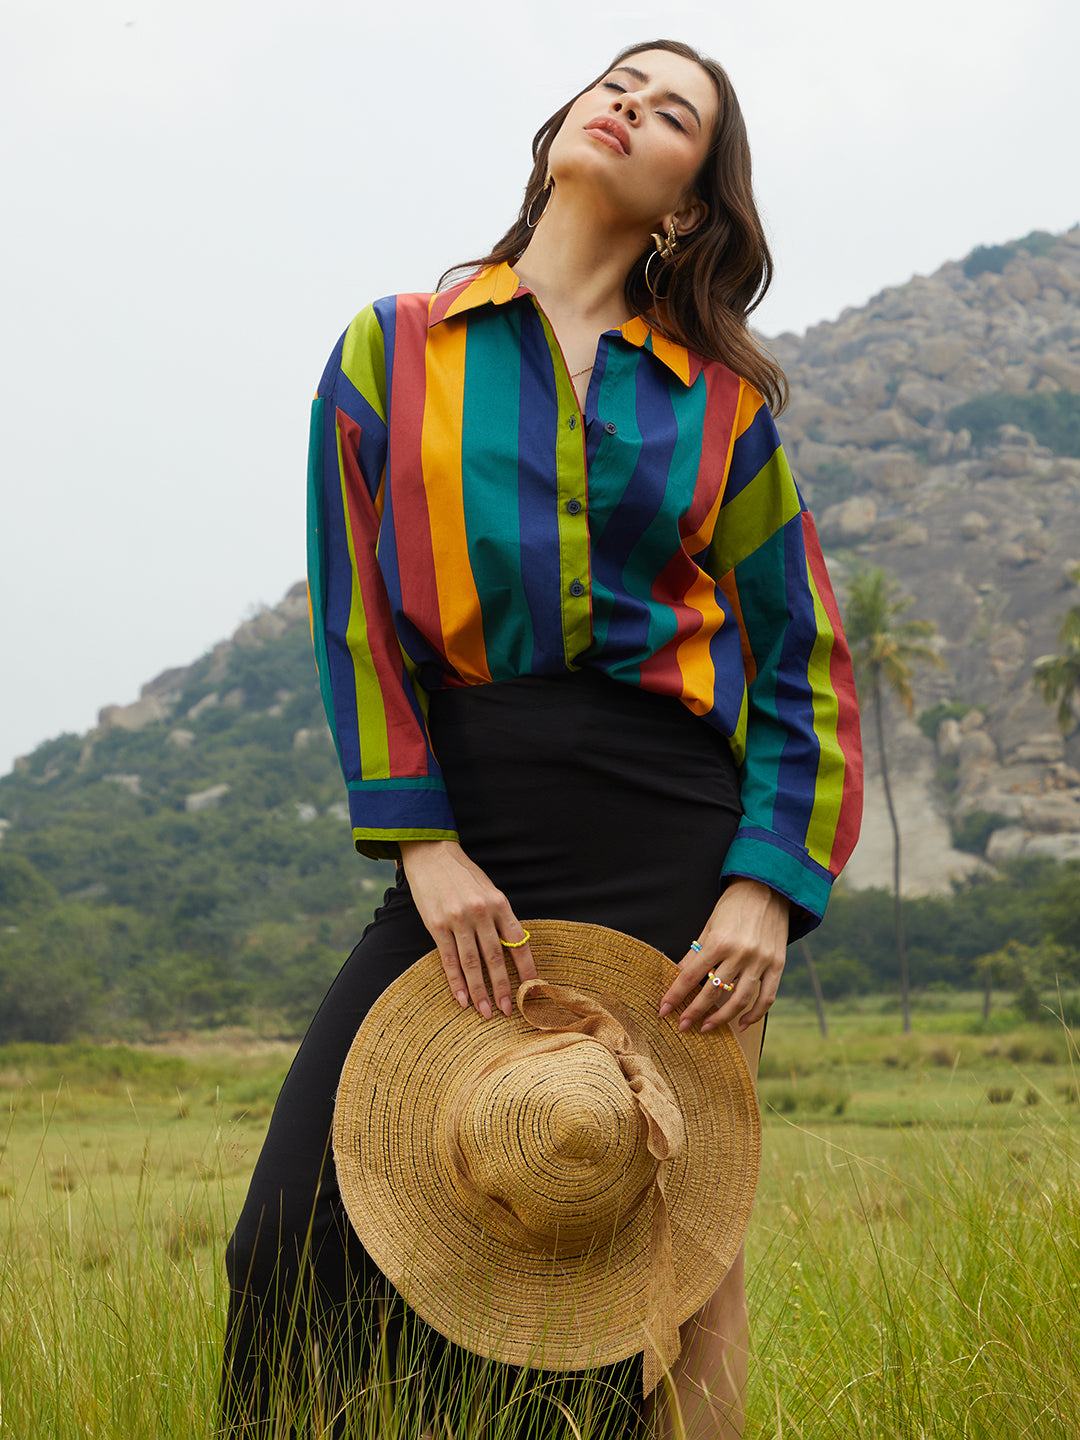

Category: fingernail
[678, 1017, 691, 1033]
[658, 1003, 672, 1019]
[479, 1000, 492, 1021]
[456, 990, 468, 1007]
[500, 998, 512, 1018]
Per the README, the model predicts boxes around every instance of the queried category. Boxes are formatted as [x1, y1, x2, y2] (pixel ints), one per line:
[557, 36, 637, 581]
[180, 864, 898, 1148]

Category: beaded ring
[707, 970, 736, 993]
[500, 930, 531, 949]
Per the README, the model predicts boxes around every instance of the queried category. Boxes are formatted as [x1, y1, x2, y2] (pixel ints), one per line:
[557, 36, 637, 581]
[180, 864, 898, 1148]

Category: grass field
[2, 994, 1078, 1438]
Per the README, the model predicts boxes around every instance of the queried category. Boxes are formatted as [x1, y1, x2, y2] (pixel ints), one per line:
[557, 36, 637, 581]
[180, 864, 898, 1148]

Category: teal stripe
[306, 396, 340, 760]
[721, 834, 831, 920]
[459, 312, 534, 675]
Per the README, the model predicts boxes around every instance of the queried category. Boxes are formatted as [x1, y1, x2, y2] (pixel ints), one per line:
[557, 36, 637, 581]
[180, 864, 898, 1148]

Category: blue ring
[690, 940, 702, 953]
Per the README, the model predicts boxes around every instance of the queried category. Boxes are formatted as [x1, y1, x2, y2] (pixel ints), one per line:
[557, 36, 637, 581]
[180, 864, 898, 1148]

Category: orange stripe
[421, 325, 491, 683]
[718, 572, 757, 684]
[672, 570, 722, 715]
[734, 379, 763, 439]
[647, 330, 691, 385]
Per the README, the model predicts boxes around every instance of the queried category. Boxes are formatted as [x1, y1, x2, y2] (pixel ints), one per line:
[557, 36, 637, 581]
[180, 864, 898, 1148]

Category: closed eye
[601, 80, 687, 133]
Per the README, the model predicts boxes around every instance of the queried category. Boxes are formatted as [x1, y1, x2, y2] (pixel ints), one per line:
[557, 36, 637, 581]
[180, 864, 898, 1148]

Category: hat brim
[332, 919, 761, 1373]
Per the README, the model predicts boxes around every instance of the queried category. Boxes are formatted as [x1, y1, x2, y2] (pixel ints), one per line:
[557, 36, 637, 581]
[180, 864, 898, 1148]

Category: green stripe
[336, 428, 392, 780]
[537, 314, 591, 663]
[352, 828, 459, 862]
[460, 311, 534, 674]
[803, 574, 844, 866]
[710, 455, 801, 576]
[340, 305, 387, 422]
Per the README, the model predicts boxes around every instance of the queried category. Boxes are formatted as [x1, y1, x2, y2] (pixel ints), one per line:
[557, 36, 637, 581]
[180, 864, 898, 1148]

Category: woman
[221, 38, 862, 1439]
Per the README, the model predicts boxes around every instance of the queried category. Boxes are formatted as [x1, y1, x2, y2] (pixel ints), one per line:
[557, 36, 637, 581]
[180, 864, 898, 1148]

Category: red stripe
[803, 514, 863, 872]
[637, 552, 705, 700]
[387, 297, 445, 668]
[683, 362, 741, 546]
[339, 415, 431, 775]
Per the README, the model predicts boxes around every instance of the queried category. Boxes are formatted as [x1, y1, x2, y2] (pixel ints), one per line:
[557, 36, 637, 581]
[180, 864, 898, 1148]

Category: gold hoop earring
[526, 180, 553, 228]
[644, 249, 667, 299]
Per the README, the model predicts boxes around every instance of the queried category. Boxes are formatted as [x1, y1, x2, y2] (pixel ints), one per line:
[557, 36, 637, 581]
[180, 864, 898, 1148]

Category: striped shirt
[307, 262, 862, 933]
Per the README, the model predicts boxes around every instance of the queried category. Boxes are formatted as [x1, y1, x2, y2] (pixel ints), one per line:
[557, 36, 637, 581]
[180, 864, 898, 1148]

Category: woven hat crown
[445, 987, 683, 1257]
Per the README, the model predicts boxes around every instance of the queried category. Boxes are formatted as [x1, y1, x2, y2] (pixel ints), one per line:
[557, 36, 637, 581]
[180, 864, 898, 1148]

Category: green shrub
[952, 810, 1011, 857]
[917, 700, 973, 742]
[962, 230, 1057, 278]
[945, 390, 1080, 458]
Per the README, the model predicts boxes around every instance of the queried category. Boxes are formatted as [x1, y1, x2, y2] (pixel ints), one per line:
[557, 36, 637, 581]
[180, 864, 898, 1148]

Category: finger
[477, 921, 514, 1018]
[435, 935, 470, 1008]
[701, 975, 761, 1034]
[658, 943, 713, 1016]
[735, 971, 780, 1032]
[508, 938, 538, 986]
[495, 910, 539, 991]
[678, 968, 740, 1030]
[455, 934, 493, 1020]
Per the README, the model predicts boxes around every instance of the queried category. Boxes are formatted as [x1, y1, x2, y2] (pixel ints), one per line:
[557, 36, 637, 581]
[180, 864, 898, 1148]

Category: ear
[666, 195, 709, 240]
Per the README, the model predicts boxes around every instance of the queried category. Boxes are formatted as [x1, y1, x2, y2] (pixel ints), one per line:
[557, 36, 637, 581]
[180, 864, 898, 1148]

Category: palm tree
[844, 567, 944, 1033]
[1033, 565, 1080, 735]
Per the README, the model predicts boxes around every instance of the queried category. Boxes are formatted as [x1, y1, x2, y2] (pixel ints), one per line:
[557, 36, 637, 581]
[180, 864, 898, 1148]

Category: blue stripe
[721, 404, 779, 508]
[771, 520, 821, 839]
[316, 364, 364, 785]
[517, 306, 566, 669]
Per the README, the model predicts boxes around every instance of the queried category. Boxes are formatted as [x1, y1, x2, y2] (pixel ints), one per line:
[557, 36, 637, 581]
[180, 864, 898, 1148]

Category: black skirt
[220, 670, 743, 1436]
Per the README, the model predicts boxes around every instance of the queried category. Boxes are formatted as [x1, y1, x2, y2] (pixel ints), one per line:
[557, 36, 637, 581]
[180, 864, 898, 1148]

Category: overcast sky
[1, 0, 1077, 777]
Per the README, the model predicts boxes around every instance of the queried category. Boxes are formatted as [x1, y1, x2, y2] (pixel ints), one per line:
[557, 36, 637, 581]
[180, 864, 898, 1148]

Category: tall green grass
[1, 1023, 1077, 1438]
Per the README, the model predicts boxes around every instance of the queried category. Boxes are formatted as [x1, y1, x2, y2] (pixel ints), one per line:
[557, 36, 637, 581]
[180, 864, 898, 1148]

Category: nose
[611, 95, 641, 125]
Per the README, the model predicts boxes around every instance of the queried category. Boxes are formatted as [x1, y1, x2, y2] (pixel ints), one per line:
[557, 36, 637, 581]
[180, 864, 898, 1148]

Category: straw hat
[332, 919, 761, 1394]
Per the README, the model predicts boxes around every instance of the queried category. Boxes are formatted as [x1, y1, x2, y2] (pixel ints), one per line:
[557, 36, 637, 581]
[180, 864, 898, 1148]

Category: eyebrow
[609, 65, 703, 130]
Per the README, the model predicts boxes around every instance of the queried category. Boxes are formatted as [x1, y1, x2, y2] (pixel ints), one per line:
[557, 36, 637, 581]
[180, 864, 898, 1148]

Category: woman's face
[547, 49, 719, 232]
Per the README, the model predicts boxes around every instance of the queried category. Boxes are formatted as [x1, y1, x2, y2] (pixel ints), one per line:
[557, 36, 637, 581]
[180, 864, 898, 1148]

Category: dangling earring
[526, 178, 554, 228]
[650, 219, 679, 262]
[644, 221, 680, 298]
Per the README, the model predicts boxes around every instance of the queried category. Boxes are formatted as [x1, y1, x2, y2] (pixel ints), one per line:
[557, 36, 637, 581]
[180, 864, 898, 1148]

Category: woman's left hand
[658, 879, 789, 1033]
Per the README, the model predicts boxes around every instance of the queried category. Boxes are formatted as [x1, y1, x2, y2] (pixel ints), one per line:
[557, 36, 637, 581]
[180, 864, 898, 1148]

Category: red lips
[583, 116, 630, 155]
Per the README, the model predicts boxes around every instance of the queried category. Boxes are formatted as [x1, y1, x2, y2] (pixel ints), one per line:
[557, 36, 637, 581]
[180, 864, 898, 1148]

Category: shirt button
[604, 421, 618, 435]
[566, 498, 582, 515]
[568, 415, 577, 430]
[569, 579, 585, 597]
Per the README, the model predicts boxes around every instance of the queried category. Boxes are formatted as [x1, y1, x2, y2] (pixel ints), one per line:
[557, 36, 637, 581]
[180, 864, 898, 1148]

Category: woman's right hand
[399, 840, 537, 1020]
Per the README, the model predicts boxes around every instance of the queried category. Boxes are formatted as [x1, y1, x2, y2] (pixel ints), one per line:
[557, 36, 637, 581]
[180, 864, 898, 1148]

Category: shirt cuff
[720, 825, 834, 942]
[347, 781, 459, 862]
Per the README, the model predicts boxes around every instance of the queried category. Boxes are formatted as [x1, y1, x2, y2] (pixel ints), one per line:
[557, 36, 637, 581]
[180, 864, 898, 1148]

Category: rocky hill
[767, 227, 1080, 893]
[6, 228, 1080, 904]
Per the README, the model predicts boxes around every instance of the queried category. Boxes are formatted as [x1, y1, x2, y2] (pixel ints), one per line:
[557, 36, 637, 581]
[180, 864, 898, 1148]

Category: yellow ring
[500, 929, 531, 949]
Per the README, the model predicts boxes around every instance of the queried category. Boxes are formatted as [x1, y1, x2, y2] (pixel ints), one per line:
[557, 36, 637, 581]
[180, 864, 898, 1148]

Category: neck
[512, 185, 649, 328]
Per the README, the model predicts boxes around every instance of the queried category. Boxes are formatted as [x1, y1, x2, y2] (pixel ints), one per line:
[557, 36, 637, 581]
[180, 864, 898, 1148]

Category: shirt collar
[427, 262, 702, 387]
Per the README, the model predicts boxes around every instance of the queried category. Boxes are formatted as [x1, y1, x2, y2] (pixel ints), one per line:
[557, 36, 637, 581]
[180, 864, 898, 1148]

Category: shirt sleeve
[306, 304, 459, 860]
[702, 383, 863, 938]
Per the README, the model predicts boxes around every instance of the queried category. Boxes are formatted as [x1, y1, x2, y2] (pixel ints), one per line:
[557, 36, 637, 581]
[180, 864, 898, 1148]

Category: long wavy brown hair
[440, 39, 787, 413]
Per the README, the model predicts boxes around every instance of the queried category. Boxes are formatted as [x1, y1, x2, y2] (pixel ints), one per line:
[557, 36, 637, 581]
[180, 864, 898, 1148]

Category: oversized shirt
[307, 261, 863, 935]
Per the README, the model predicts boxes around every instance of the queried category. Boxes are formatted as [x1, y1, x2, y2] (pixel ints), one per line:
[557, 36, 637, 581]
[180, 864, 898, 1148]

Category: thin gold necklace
[571, 363, 593, 380]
